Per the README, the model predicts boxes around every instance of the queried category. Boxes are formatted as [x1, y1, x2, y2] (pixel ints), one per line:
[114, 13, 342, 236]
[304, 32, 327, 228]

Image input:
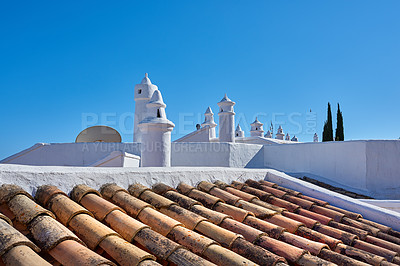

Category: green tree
[322, 102, 333, 142]
[335, 103, 344, 141]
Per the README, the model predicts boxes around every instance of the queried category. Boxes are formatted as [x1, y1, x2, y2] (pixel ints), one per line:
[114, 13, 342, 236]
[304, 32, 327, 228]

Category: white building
[1, 74, 400, 202]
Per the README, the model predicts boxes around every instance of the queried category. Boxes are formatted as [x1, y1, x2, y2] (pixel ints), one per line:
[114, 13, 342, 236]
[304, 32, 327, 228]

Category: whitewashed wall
[1, 143, 141, 166]
[171, 142, 263, 168]
[264, 140, 400, 199]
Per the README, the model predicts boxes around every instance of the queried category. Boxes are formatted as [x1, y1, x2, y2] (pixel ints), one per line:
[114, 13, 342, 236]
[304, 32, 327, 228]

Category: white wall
[89, 151, 140, 167]
[366, 141, 400, 198]
[171, 142, 263, 168]
[264, 140, 400, 199]
[359, 200, 400, 213]
[1, 143, 141, 167]
[174, 127, 211, 142]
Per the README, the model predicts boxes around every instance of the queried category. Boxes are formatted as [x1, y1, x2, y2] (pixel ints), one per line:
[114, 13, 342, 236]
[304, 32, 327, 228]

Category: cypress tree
[322, 102, 333, 142]
[335, 103, 344, 141]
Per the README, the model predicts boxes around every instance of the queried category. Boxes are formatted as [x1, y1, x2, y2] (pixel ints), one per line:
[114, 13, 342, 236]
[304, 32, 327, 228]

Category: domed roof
[235, 124, 243, 132]
[76, 126, 121, 143]
[141, 73, 152, 85]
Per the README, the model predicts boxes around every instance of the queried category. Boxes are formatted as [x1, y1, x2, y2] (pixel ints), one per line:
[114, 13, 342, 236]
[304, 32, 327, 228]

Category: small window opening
[220, 108, 223, 112]
[138, 89, 142, 94]
[157, 109, 161, 118]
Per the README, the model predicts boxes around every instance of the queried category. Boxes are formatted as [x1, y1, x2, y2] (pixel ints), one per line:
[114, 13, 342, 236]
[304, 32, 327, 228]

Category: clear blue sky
[1, 1, 399, 159]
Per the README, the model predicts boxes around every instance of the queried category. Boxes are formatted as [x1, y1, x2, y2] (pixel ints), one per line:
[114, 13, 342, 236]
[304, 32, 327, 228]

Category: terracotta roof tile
[143, 185, 289, 265]
[0, 212, 12, 225]
[244, 215, 285, 239]
[137, 189, 177, 210]
[282, 210, 320, 228]
[1, 185, 115, 266]
[104, 209, 149, 242]
[201, 243, 257, 266]
[137, 207, 183, 236]
[342, 216, 381, 236]
[214, 202, 254, 222]
[282, 194, 315, 209]
[175, 182, 196, 195]
[128, 183, 152, 198]
[296, 225, 342, 250]
[188, 189, 224, 209]
[235, 183, 273, 201]
[69, 184, 101, 203]
[167, 225, 215, 255]
[225, 187, 259, 202]
[1, 245, 51, 266]
[257, 184, 288, 198]
[155, 183, 345, 265]
[313, 223, 358, 246]
[333, 243, 386, 265]
[191, 204, 231, 225]
[0, 217, 40, 257]
[102, 184, 247, 265]
[310, 205, 346, 222]
[80, 193, 126, 221]
[79, 185, 215, 265]
[164, 190, 202, 209]
[275, 185, 302, 197]
[0, 184, 33, 204]
[297, 208, 334, 225]
[258, 180, 278, 188]
[365, 235, 400, 255]
[378, 232, 400, 246]
[268, 196, 301, 212]
[353, 239, 399, 262]
[186, 181, 378, 264]
[229, 237, 286, 266]
[29, 215, 84, 251]
[329, 220, 370, 240]
[34, 185, 68, 208]
[253, 235, 306, 263]
[265, 214, 304, 233]
[38, 187, 157, 265]
[48, 240, 114, 266]
[235, 199, 276, 219]
[2, 175, 400, 265]
[160, 203, 207, 230]
[235, 179, 400, 263]
[319, 247, 369, 266]
[279, 231, 329, 256]
[8, 194, 55, 224]
[45, 193, 94, 227]
[325, 204, 362, 220]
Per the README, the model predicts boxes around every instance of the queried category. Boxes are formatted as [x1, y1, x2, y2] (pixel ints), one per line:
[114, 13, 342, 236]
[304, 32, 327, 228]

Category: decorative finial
[145, 73, 148, 78]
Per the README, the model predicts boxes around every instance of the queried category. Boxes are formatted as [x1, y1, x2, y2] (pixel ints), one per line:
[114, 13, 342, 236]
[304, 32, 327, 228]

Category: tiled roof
[0, 179, 399, 265]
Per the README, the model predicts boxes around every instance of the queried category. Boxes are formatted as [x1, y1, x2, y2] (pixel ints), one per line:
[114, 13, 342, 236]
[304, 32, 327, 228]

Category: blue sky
[1, 1, 399, 159]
